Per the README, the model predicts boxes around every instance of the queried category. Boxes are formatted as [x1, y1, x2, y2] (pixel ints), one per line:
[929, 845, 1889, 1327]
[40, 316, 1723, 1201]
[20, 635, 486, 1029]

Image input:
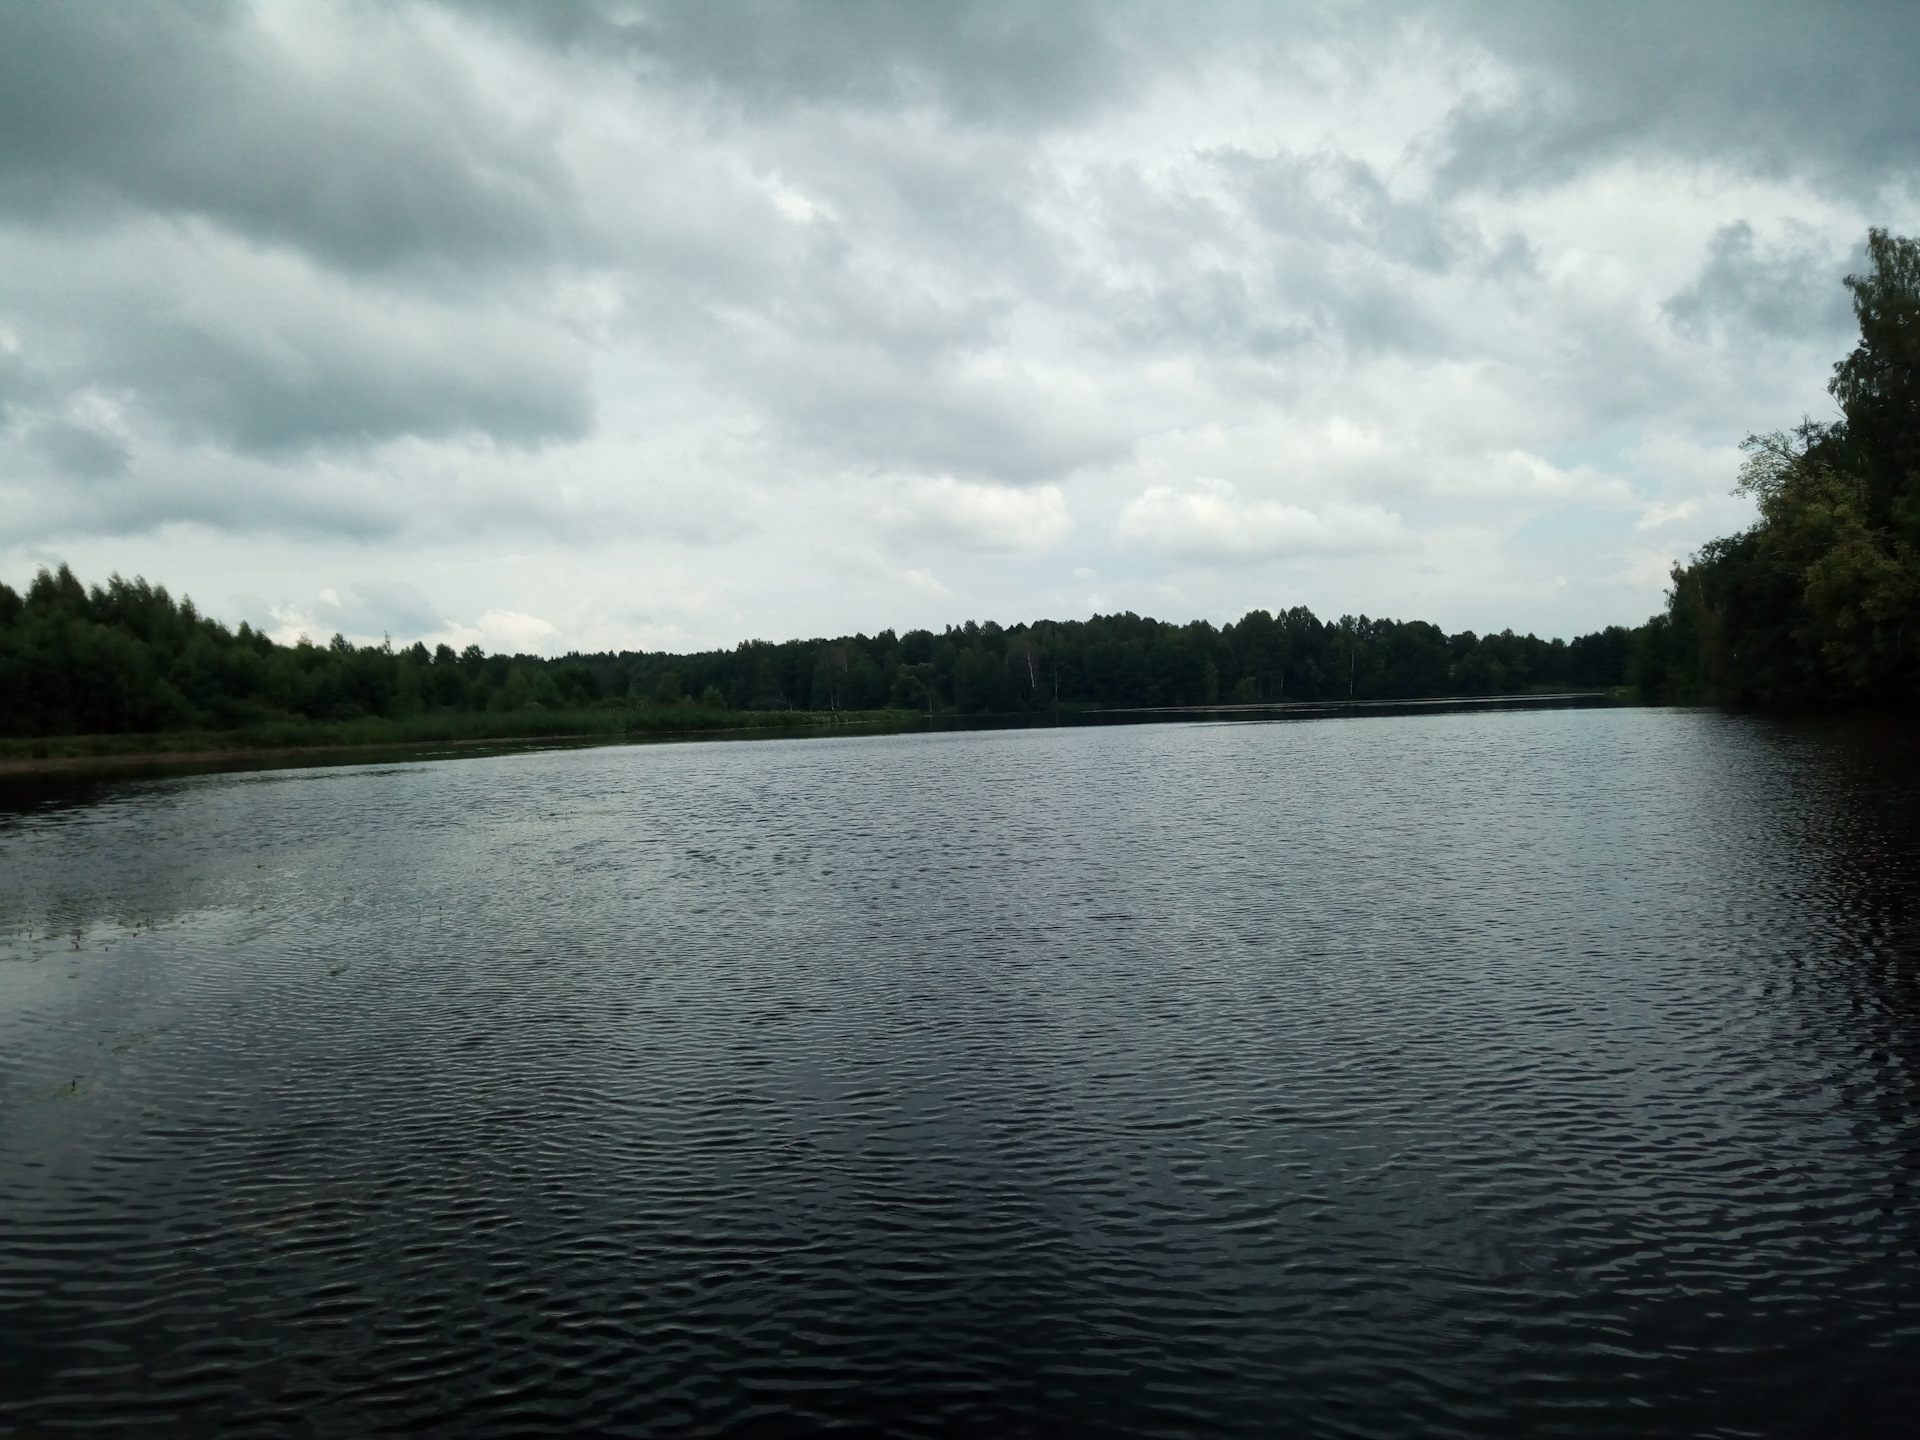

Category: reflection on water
[1, 708, 1917, 1437]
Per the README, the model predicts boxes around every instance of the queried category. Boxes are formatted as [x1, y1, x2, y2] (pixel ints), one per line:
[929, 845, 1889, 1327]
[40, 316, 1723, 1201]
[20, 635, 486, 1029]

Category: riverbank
[0, 706, 921, 776]
[0, 691, 1631, 779]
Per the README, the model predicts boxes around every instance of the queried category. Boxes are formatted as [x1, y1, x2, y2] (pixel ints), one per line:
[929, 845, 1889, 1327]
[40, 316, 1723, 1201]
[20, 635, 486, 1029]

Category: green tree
[1650, 230, 1920, 706]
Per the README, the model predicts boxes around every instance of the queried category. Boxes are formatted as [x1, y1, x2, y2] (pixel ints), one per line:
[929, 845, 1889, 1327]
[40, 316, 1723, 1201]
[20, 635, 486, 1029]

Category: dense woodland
[0, 566, 1632, 738]
[1641, 229, 1920, 706]
[7, 229, 1911, 740]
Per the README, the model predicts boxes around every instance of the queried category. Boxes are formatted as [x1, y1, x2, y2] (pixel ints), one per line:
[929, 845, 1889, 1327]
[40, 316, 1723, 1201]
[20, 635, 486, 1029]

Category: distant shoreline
[0, 731, 592, 778]
[1032, 691, 1623, 721]
[0, 691, 1628, 780]
[0, 711, 916, 778]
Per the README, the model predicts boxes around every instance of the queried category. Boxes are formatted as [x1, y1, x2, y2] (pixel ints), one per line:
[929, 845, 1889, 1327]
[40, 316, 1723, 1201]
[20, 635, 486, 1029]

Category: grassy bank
[0, 706, 923, 771]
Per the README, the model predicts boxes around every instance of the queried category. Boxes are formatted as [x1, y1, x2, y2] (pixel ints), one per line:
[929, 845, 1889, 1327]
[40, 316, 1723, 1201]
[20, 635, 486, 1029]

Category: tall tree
[1653, 230, 1920, 706]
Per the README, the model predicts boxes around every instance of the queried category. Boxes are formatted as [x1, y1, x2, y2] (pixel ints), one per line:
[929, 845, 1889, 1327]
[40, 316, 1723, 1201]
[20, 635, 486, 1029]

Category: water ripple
[1, 709, 1918, 1435]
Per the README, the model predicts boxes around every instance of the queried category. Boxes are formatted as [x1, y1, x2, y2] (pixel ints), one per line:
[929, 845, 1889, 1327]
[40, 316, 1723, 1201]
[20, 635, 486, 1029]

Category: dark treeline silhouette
[566, 608, 1633, 717]
[9, 244, 1910, 741]
[1641, 228, 1920, 707]
[0, 563, 1636, 738]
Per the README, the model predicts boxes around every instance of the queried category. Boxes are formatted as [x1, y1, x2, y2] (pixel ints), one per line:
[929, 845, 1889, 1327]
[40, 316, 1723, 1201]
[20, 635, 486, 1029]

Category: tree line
[1639, 228, 1920, 706]
[0, 564, 1638, 738]
[16, 227, 1908, 739]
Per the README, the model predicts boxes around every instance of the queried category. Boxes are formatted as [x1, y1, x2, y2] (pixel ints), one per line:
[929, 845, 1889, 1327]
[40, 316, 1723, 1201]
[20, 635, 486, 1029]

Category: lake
[2, 707, 1917, 1437]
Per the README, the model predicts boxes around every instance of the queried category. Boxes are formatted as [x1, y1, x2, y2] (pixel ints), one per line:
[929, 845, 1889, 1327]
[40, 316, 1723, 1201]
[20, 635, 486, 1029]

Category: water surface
[2, 708, 1917, 1436]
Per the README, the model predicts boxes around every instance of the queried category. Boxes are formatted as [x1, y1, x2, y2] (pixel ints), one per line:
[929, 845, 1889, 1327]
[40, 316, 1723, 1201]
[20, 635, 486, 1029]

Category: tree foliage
[13, 233, 1913, 732]
[0, 565, 1635, 739]
[1643, 229, 1920, 706]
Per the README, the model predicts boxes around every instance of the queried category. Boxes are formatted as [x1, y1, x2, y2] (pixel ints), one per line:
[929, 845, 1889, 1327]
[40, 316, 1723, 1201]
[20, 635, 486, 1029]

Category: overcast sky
[2, 1, 1916, 654]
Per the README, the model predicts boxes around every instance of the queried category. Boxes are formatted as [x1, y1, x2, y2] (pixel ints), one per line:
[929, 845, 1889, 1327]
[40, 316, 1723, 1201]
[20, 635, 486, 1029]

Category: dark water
[2, 708, 1918, 1438]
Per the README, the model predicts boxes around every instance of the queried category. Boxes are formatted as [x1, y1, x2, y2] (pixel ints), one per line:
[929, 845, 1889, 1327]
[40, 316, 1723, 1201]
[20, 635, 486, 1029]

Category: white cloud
[903, 566, 953, 598]
[3, 1, 1917, 647]
[471, 609, 560, 653]
[1635, 500, 1700, 530]
[877, 476, 1073, 553]
[399, 607, 562, 656]
[1117, 479, 1410, 561]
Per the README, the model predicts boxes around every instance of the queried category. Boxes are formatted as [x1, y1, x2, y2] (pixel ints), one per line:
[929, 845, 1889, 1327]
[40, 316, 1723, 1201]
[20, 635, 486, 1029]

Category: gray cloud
[1429, 0, 1920, 196]
[0, 1, 576, 271]
[0, 212, 593, 456]
[0, 443, 410, 542]
[95, 282, 593, 455]
[464, 0, 1182, 127]
[1665, 223, 1859, 343]
[1223, 151, 1462, 274]
[789, 372, 1125, 482]
[32, 420, 128, 478]
[476, 1, 1920, 201]
[8, 1, 1909, 483]
[3, 0, 1918, 645]
[0, 2, 595, 470]
[332, 579, 449, 640]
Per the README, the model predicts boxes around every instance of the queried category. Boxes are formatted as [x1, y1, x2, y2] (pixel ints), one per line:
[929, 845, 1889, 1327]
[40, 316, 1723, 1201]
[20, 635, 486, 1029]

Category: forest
[0, 564, 1633, 741]
[8, 227, 1910, 743]
[1640, 229, 1920, 706]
